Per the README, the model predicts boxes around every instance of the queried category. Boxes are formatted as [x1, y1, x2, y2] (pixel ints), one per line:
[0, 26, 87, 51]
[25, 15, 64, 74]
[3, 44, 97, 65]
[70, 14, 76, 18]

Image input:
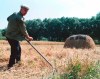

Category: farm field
[0, 40, 100, 79]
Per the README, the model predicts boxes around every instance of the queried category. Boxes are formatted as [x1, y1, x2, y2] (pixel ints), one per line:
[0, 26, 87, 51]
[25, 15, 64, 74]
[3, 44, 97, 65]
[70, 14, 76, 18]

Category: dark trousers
[6, 38, 21, 67]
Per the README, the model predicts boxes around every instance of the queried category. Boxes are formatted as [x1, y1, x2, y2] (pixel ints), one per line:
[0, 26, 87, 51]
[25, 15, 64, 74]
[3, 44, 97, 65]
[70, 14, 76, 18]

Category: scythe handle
[25, 39, 53, 68]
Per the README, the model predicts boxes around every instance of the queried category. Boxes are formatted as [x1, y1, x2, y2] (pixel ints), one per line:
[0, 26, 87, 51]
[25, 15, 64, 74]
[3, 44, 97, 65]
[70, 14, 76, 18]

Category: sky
[0, 0, 100, 29]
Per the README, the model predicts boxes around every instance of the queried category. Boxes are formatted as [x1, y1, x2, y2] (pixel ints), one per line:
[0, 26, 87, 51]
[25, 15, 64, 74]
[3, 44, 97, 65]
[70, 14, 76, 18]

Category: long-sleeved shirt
[6, 12, 29, 41]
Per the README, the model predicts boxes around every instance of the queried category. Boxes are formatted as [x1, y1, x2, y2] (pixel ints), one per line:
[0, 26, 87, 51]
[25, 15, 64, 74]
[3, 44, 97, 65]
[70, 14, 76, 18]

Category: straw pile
[64, 34, 96, 49]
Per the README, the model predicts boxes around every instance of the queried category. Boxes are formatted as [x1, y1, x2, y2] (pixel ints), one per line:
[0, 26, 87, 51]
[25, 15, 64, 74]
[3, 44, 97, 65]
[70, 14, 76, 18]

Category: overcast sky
[0, 0, 100, 29]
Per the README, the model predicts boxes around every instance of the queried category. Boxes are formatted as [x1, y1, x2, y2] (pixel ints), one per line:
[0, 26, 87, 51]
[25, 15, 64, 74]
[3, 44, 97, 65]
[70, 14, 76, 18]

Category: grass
[0, 40, 100, 79]
[51, 58, 100, 79]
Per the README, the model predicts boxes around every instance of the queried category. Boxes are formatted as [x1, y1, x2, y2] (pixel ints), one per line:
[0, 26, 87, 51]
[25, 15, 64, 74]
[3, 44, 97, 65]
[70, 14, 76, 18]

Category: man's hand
[27, 36, 33, 41]
[25, 34, 33, 41]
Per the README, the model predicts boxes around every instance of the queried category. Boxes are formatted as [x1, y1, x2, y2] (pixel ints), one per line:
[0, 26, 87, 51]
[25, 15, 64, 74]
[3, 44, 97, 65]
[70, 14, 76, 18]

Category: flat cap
[21, 5, 29, 10]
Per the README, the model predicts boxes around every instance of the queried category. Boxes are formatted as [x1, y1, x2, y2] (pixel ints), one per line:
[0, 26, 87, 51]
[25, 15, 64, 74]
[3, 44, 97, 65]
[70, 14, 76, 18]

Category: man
[5, 5, 33, 69]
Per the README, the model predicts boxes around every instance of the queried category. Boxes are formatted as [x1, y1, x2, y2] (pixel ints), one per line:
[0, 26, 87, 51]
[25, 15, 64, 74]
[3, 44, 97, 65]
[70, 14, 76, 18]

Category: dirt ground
[0, 40, 100, 79]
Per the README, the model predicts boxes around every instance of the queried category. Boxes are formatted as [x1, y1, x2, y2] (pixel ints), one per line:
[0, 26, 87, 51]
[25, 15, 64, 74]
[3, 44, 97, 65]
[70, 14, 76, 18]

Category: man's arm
[16, 17, 33, 41]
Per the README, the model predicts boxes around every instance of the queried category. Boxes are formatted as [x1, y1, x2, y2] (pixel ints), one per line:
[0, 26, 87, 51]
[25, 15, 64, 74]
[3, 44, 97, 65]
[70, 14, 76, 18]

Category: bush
[51, 61, 100, 79]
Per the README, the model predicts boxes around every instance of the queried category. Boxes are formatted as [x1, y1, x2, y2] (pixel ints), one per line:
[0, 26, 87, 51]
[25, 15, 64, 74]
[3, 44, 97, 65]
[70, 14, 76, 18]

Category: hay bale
[64, 34, 96, 49]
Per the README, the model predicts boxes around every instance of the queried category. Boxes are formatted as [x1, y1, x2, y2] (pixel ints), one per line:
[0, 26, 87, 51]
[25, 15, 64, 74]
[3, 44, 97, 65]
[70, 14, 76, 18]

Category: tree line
[1, 12, 100, 42]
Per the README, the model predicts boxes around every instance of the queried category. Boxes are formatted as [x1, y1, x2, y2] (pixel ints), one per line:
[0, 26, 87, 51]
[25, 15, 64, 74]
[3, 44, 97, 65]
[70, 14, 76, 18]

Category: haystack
[64, 34, 96, 49]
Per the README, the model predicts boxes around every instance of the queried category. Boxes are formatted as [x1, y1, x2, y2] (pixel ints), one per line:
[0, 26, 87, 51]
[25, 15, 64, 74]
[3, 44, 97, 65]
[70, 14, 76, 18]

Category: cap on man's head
[21, 5, 29, 10]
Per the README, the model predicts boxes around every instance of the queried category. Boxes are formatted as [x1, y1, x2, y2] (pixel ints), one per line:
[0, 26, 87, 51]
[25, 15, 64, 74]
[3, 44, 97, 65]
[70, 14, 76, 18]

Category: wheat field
[0, 40, 100, 79]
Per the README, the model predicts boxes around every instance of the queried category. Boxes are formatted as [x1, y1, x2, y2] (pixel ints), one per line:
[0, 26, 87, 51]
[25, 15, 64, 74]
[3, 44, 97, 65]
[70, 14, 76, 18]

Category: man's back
[6, 12, 25, 41]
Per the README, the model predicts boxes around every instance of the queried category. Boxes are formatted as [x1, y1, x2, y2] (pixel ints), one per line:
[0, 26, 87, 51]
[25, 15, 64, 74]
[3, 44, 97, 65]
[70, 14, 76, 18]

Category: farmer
[5, 5, 33, 69]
